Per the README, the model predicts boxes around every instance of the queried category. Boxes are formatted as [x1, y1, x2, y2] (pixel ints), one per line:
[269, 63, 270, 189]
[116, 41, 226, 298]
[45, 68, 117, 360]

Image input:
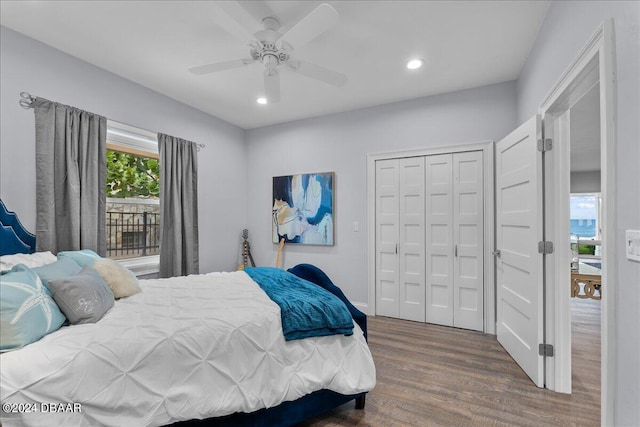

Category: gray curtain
[34, 98, 107, 255]
[158, 133, 199, 277]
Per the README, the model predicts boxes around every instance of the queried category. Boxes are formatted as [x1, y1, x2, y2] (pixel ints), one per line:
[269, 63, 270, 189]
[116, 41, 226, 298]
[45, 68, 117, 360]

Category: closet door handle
[455, 244, 458, 257]
[396, 243, 398, 254]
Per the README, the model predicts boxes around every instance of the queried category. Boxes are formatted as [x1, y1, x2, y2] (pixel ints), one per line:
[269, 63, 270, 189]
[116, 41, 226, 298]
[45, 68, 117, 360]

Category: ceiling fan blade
[264, 69, 281, 103]
[189, 58, 255, 75]
[280, 3, 339, 47]
[285, 60, 347, 87]
[212, 1, 262, 41]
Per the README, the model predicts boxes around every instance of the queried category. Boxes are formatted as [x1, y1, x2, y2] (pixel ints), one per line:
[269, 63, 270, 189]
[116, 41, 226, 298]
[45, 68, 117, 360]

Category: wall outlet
[626, 230, 640, 262]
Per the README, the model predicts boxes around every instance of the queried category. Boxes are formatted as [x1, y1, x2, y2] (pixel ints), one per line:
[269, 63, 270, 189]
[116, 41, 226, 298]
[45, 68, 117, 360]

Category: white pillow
[0, 251, 57, 272]
[92, 258, 142, 299]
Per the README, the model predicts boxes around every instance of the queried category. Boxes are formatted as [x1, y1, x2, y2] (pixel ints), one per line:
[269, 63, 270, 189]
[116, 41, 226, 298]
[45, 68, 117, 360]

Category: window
[106, 121, 160, 272]
[570, 193, 601, 258]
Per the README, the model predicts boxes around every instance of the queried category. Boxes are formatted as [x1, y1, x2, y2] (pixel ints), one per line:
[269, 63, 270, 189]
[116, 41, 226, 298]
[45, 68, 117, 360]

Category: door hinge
[538, 241, 554, 254]
[537, 138, 553, 152]
[539, 343, 554, 357]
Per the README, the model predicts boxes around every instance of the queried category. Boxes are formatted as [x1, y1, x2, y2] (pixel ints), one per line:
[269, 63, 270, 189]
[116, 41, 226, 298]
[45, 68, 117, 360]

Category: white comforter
[0, 271, 376, 427]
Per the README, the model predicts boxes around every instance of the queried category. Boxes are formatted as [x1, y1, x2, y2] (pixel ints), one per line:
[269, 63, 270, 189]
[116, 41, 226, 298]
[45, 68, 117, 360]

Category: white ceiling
[0, 1, 550, 129]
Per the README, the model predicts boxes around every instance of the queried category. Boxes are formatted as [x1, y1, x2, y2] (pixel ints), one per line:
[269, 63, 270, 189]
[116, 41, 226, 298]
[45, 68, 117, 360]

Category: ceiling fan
[189, 2, 347, 103]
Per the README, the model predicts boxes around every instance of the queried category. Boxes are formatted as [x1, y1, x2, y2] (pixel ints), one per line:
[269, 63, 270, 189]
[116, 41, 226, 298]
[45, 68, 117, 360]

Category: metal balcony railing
[106, 211, 160, 259]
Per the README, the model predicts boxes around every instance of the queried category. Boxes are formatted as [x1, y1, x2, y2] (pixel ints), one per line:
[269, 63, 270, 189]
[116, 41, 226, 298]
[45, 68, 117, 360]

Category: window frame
[106, 120, 160, 276]
[570, 192, 602, 258]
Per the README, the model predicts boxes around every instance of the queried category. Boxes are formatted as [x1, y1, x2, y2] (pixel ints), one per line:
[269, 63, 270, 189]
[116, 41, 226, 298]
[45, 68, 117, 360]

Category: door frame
[367, 141, 496, 333]
[538, 19, 615, 424]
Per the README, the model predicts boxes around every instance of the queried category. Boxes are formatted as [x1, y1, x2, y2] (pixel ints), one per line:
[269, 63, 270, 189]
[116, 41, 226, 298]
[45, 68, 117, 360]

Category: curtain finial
[19, 92, 35, 109]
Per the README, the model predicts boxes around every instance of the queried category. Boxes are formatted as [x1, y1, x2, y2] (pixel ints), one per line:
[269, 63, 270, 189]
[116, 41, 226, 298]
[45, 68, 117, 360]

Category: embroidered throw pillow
[48, 267, 115, 324]
[0, 264, 66, 352]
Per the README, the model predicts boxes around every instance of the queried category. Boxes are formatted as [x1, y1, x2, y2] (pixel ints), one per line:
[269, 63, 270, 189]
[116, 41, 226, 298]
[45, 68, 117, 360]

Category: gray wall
[0, 26, 247, 273]
[246, 81, 517, 303]
[517, 1, 640, 424]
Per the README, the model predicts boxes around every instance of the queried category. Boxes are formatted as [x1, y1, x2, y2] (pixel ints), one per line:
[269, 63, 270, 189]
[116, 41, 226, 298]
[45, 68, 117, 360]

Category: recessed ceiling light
[406, 59, 423, 70]
[256, 97, 268, 105]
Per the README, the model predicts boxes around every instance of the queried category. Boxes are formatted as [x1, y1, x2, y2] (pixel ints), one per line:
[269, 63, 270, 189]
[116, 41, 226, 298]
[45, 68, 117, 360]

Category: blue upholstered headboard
[0, 199, 36, 256]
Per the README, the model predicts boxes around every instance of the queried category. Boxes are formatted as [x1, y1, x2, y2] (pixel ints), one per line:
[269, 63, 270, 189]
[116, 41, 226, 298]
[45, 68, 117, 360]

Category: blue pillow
[0, 264, 66, 352]
[33, 257, 82, 288]
[57, 249, 101, 268]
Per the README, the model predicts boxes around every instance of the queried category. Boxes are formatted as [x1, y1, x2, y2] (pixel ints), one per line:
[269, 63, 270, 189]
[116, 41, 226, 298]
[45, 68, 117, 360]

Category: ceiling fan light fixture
[257, 97, 268, 105]
[406, 58, 424, 70]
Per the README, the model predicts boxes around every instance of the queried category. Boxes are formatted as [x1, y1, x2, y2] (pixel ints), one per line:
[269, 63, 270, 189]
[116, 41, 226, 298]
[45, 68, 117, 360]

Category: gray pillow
[48, 267, 115, 324]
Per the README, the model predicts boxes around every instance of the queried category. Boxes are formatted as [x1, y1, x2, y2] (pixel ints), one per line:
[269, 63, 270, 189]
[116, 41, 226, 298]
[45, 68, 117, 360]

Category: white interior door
[399, 157, 425, 321]
[453, 151, 484, 331]
[495, 115, 544, 387]
[425, 154, 454, 326]
[376, 159, 399, 317]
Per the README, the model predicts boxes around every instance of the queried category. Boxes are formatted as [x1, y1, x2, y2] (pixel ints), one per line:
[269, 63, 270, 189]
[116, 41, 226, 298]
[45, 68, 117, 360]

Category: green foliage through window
[106, 150, 159, 198]
[578, 244, 596, 255]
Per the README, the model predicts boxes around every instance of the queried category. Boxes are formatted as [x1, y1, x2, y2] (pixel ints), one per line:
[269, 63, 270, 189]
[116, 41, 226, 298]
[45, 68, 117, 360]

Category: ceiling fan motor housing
[249, 42, 290, 65]
[250, 17, 291, 66]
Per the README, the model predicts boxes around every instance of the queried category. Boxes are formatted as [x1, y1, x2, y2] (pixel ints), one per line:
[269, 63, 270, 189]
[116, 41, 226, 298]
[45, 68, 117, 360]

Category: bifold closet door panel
[399, 157, 426, 322]
[425, 154, 454, 326]
[453, 151, 484, 331]
[376, 151, 484, 329]
[375, 159, 400, 317]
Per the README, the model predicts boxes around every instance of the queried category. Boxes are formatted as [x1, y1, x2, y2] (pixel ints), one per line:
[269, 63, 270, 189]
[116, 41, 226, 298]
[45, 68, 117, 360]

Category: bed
[0, 200, 375, 427]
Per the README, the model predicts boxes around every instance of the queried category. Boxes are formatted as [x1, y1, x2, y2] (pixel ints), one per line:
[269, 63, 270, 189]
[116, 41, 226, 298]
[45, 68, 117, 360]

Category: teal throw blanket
[244, 267, 354, 341]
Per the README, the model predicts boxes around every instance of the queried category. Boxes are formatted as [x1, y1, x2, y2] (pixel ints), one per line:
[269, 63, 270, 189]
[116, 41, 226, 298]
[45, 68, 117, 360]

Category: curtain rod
[19, 92, 205, 151]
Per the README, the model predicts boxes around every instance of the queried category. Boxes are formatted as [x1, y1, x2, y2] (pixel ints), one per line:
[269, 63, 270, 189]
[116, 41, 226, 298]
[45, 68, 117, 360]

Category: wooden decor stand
[275, 238, 285, 269]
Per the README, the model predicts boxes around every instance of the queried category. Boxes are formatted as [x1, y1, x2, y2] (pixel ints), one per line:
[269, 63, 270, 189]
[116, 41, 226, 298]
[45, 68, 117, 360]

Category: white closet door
[453, 151, 484, 331]
[425, 154, 454, 326]
[399, 157, 425, 321]
[376, 159, 399, 317]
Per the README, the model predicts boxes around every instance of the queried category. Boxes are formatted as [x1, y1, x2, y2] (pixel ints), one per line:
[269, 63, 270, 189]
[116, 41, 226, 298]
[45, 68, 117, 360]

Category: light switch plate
[626, 230, 640, 262]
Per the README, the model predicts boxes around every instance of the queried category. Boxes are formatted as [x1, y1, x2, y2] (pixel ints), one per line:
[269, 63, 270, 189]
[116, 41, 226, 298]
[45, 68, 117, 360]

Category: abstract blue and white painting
[272, 172, 334, 245]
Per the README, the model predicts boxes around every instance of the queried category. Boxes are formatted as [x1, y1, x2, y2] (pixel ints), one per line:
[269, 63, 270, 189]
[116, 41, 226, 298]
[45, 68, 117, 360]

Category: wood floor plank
[300, 299, 600, 426]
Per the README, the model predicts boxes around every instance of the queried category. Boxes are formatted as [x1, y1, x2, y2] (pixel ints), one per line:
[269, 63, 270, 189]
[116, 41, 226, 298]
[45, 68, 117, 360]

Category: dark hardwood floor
[301, 299, 601, 426]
